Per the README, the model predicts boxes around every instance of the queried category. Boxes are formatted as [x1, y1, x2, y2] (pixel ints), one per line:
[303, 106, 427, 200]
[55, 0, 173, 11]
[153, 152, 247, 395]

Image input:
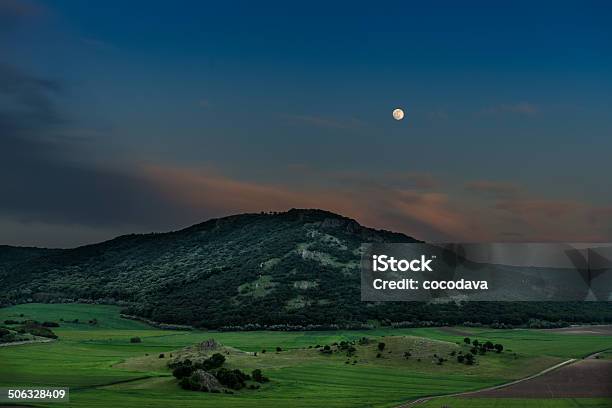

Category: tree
[457, 355, 465, 363]
[494, 343, 504, 353]
[276, 346, 282, 352]
[464, 353, 475, 365]
[130, 337, 141, 343]
[484, 341, 494, 350]
[464, 337, 471, 345]
[377, 342, 386, 352]
[472, 339, 479, 347]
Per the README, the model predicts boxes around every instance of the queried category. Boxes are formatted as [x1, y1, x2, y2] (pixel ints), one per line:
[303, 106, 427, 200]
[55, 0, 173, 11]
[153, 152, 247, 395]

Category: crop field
[0, 304, 610, 408]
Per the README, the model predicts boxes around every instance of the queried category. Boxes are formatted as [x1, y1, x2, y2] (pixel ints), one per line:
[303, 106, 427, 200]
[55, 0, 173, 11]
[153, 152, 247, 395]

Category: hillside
[1, 209, 611, 328]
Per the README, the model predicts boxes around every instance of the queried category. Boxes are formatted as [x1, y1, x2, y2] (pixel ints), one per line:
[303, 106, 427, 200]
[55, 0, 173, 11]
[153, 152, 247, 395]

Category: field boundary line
[71, 374, 173, 391]
[0, 338, 55, 347]
[396, 358, 576, 407]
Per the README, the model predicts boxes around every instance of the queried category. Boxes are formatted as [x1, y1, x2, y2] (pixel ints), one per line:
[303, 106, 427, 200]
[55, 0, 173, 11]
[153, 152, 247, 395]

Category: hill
[1, 209, 611, 328]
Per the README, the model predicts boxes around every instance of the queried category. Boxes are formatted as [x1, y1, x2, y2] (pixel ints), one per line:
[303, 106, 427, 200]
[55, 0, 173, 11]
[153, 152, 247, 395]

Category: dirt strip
[0, 339, 54, 347]
[398, 350, 612, 406]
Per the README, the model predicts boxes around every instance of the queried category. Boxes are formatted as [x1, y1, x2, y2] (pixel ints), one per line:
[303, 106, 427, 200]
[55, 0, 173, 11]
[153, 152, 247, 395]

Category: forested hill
[1, 209, 611, 329]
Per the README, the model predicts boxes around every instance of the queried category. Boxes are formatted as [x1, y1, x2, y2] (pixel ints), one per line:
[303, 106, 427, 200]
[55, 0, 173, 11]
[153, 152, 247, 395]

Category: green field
[0, 304, 611, 408]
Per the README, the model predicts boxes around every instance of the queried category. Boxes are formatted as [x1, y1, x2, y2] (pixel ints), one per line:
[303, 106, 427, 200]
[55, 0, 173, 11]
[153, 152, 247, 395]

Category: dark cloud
[0, 0, 44, 35]
[0, 63, 63, 137]
[0, 64, 197, 237]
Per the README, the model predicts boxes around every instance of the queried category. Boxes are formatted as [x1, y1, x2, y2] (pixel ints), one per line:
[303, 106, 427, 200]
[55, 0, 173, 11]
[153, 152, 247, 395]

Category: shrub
[215, 368, 250, 390]
[159, 353, 165, 358]
[201, 353, 225, 370]
[22, 324, 57, 339]
[377, 342, 386, 352]
[130, 337, 142, 343]
[494, 344, 504, 353]
[464, 337, 471, 344]
[4, 320, 19, 325]
[252, 369, 269, 383]
[42, 321, 60, 327]
[172, 365, 194, 379]
[276, 346, 282, 352]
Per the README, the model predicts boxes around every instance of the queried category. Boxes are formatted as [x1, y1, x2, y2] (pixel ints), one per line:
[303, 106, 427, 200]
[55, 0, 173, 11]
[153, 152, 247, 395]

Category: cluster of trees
[456, 353, 475, 365]
[12, 321, 58, 339]
[4, 319, 59, 327]
[171, 353, 269, 392]
[464, 337, 503, 353]
[317, 340, 359, 357]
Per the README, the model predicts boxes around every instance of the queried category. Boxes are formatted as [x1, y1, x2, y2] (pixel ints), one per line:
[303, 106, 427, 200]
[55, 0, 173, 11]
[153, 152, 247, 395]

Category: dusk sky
[1, 0, 611, 247]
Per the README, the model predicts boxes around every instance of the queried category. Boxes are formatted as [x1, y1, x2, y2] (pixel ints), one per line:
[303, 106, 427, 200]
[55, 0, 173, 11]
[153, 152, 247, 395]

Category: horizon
[2, 207, 416, 249]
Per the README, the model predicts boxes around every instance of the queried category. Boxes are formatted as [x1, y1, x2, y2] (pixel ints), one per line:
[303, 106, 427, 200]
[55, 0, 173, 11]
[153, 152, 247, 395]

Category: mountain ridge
[1, 209, 611, 328]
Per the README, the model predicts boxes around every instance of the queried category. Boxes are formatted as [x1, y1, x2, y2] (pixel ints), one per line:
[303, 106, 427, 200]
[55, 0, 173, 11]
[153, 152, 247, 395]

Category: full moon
[392, 108, 404, 121]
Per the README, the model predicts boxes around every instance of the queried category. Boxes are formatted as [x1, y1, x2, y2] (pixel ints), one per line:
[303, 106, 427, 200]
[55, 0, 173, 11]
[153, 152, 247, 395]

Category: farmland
[0, 304, 610, 408]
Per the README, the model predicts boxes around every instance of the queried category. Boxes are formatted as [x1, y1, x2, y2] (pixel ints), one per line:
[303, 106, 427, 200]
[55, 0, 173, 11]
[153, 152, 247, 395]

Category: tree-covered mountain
[1, 209, 611, 328]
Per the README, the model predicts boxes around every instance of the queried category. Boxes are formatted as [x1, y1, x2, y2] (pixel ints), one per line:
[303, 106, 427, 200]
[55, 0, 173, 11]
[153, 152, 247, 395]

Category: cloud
[466, 180, 521, 198]
[495, 199, 582, 219]
[0, 0, 45, 34]
[479, 102, 539, 116]
[141, 164, 478, 242]
[0, 64, 193, 241]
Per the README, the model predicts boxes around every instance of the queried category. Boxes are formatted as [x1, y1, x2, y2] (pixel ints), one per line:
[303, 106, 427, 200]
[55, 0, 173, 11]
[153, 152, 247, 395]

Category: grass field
[0, 304, 611, 408]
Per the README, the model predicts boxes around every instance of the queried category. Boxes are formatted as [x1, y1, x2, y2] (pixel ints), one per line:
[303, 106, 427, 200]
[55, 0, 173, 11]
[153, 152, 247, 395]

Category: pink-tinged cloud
[496, 199, 583, 219]
[140, 164, 612, 243]
[466, 180, 521, 198]
[142, 165, 477, 242]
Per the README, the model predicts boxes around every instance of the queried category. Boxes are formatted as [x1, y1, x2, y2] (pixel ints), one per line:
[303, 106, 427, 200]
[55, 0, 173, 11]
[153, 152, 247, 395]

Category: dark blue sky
[1, 0, 611, 246]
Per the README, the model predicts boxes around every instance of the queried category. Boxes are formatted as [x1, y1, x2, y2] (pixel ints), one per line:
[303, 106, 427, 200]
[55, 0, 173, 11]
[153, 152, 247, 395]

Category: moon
[392, 108, 404, 121]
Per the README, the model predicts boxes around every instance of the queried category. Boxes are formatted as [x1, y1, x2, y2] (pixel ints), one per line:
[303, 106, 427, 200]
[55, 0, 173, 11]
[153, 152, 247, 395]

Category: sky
[1, 0, 611, 247]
